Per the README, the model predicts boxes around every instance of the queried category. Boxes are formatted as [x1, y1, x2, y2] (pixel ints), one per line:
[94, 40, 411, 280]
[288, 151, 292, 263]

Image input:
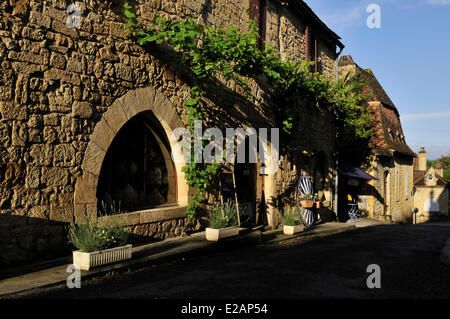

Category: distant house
[338, 55, 416, 223]
[413, 147, 449, 223]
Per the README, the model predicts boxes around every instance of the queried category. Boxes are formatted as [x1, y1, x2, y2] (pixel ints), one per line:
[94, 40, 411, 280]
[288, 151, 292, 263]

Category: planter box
[205, 226, 240, 241]
[300, 200, 314, 208]
[73, 244, 132, 270]
[283, 225, 304, 235]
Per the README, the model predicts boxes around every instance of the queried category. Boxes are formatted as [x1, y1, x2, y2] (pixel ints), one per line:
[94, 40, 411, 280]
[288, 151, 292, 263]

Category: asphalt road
[13, 222, 450, 299]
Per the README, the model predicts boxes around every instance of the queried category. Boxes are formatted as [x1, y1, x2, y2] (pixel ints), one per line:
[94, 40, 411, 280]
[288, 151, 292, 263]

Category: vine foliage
[123, 4, 374, 218]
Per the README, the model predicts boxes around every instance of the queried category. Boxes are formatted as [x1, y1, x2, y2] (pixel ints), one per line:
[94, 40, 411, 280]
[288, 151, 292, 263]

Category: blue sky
[304, 0, 450, 159]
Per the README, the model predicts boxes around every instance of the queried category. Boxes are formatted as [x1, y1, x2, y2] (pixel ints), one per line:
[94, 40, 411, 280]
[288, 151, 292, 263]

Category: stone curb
[261, 223, 357, 245]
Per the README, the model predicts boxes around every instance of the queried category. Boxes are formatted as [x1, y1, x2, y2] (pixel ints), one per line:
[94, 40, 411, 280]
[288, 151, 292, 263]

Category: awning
[341, 165, 378, 181]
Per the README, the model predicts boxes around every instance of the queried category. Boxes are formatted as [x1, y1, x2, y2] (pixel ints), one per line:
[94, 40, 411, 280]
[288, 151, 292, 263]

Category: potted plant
[315, 198, 321, 209]
[283, 207, 304, 235]
[205, 200, 242, 241]
[67, 217, 131, 270]
[299, 192, 318, 208]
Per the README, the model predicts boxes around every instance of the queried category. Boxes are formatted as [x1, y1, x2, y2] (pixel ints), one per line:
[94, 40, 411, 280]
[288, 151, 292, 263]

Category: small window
[429, 174, 433, 180]
[305, 26, 319, 72]
[396, 169, 400, 201]
[250, 0, 267, 50]
[405, 170, 408, 199]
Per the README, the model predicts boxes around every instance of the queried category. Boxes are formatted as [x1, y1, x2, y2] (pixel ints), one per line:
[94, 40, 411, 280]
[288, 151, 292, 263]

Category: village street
[14, 221, 450, 299]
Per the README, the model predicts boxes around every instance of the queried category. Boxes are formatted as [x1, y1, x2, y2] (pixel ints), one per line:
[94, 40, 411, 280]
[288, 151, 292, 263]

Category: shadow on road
[8, 223, 450, 299]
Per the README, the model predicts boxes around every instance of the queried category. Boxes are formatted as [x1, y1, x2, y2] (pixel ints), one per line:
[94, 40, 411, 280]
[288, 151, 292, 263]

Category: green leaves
[124, 9, 135, 19]
[282, 117, 294, 135]
[183, 98, 198, 106]
[123, 4, 375, 217]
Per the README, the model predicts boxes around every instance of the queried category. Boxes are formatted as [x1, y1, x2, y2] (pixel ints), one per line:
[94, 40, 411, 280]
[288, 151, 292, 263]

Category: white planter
[73, 244, 132, 270]
[205, 226, 240, 241]
[283, 225, 304, 235]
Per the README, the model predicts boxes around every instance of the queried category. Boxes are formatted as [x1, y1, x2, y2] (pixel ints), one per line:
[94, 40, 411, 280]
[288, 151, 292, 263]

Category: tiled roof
[413, 157, 448, 186]
[413, 169, 426, 184]
[369, 102, 417, 157]
[360, 69, 396, 110]
[290, 0, 344, 50]
[339, 56, 416, 158]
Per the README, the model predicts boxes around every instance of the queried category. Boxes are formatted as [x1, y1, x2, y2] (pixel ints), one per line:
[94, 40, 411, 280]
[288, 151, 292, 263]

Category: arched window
[97, 114, 174, 214]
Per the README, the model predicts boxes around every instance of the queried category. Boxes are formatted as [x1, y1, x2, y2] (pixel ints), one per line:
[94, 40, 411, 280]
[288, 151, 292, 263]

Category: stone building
[412, 147, 449, 223]
[0, 0, 343, 268]
[338, 56, 416, 223]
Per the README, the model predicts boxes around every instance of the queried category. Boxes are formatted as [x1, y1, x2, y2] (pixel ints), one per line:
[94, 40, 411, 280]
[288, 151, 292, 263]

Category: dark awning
[341, 165, 378, 181]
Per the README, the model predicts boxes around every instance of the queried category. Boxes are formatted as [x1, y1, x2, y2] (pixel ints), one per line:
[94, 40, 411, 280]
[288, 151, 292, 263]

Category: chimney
[418, 147, 427, 171]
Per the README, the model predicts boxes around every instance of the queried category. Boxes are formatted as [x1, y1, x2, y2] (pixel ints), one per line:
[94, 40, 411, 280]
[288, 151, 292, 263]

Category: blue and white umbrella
[296, 176, 315, 227]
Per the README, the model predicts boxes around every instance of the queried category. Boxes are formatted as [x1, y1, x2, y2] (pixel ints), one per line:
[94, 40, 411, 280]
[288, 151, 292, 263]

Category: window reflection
[97, 115, 169, 214]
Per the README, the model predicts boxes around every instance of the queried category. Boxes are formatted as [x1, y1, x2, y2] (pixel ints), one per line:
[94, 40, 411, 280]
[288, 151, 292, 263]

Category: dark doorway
[234, 162, 257, 225]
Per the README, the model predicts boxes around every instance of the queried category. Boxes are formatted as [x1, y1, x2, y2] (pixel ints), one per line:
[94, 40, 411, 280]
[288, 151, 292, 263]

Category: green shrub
[208, 200, 242, 229]
[283, 207, 300, 226]
[67, 218, 129, 253]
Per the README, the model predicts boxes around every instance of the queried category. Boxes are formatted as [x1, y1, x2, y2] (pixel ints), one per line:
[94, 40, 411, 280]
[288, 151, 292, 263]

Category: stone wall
[413, 167, 449, 223]
[364, 154, 414, 223]
[389, 155, 414, 223]
[0, 0, 340, 268]
[414, 185, 448, 223]
[266, 1, 337, 79]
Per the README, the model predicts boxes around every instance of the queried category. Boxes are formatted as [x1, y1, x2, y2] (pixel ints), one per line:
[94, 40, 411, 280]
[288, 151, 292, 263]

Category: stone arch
[74, 87, 189, 223]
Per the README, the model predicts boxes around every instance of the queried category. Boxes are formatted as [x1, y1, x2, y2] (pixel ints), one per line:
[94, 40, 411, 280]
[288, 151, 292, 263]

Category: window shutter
[249, 0, 259, 21]
[305, 26, 310, 61]
[314, 37, 318, 72]
[305, 27, 318, 72]
[259, 0, 267, 50]
[405, 170, 409, 199]
[250, 0, 266, 50]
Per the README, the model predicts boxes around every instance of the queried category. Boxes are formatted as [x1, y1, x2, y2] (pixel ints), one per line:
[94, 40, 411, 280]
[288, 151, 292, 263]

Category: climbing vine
[123, 4, 374, 218]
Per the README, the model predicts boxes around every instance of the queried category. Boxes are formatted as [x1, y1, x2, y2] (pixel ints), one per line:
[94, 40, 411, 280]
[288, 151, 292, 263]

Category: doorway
[234, 163, 257, 225]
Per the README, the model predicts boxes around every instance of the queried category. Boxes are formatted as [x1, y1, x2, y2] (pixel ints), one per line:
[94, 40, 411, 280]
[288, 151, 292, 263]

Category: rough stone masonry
[0, 0, 341, 268]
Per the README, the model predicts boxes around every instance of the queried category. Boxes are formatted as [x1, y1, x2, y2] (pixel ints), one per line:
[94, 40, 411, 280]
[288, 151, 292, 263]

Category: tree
[435, 155, 450, 183]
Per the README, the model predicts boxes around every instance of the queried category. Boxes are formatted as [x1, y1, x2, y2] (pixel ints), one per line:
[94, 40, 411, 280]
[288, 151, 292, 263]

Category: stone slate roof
[339, 55, 416, 158]
[290, 0, 345, 50]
